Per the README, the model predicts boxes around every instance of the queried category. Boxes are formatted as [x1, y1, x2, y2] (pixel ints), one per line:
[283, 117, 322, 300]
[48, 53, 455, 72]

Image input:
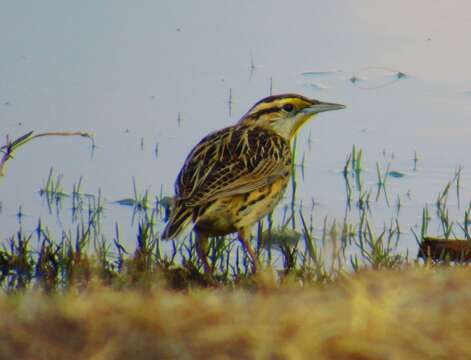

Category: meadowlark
[161, 94, 345, 273]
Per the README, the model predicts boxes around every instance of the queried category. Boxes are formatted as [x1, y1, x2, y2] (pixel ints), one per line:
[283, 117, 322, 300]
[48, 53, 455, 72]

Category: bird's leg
[238, 227, 259, 273]
[195, 231, 211, 274]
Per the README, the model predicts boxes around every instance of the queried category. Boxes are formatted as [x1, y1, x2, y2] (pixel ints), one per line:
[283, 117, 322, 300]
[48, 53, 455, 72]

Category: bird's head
[238, 94, 345, 140]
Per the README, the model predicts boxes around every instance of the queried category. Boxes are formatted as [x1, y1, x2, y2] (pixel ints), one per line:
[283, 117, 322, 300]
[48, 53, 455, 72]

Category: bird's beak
[289, 100, 346, 138]
[301, 101, 346, 114]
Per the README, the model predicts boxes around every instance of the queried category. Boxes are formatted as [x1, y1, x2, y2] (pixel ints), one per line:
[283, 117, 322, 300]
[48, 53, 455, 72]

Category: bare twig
[0, 131, 94, 176]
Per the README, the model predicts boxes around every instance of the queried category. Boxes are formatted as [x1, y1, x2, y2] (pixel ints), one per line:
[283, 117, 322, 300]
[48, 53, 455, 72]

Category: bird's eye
[282, 103, 294, 112]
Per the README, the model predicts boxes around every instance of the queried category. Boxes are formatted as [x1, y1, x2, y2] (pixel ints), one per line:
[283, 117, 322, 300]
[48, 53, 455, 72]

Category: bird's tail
[161, 201, 193, 240]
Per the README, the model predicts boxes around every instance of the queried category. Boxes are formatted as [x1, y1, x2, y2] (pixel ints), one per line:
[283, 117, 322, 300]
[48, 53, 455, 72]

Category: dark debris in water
[396, 71, 408, 79]
[299, 70, 342, 77]
[348, 76, 362, 84]
[387, 171, 405, 178]
[114, 198, 138, 207]
[418, 237, 471, 262]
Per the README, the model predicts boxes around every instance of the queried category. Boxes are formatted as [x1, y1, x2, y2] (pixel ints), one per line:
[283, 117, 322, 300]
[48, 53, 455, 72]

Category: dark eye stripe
[249, 106, 282, 119]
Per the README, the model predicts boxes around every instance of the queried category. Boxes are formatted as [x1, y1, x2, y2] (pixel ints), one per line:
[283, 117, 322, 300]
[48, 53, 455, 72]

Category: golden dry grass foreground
[1, 267, 471, 360]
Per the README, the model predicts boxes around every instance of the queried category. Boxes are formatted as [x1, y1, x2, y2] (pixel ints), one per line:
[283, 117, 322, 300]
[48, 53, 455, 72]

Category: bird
[161, 93, 345, 274]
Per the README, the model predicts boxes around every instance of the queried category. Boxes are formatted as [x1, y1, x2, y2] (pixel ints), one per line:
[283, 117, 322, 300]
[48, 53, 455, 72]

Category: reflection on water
[1, 0, 470, 266]
[300, 66, 410, 90]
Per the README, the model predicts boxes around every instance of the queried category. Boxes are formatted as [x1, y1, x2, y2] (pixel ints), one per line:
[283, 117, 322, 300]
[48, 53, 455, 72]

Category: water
[1, 0, 471, 258]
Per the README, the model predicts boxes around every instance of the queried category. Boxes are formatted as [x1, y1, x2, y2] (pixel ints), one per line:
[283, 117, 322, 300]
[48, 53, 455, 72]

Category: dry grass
[1, 266, 471, 359]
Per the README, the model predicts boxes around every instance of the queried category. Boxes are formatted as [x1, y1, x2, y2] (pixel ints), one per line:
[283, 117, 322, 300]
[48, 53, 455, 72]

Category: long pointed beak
[301, 101, 346, 114]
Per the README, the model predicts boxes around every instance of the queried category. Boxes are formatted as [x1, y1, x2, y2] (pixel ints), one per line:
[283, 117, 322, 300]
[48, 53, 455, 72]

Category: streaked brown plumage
[162, 94, 345, 273]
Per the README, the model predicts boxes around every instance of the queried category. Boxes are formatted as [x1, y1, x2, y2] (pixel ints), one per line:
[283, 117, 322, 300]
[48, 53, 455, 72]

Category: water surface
[1, 0, 470, 258]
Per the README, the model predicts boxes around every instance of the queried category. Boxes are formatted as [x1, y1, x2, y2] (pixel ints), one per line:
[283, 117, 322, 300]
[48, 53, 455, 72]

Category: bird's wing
[175, 125, 291, 207]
